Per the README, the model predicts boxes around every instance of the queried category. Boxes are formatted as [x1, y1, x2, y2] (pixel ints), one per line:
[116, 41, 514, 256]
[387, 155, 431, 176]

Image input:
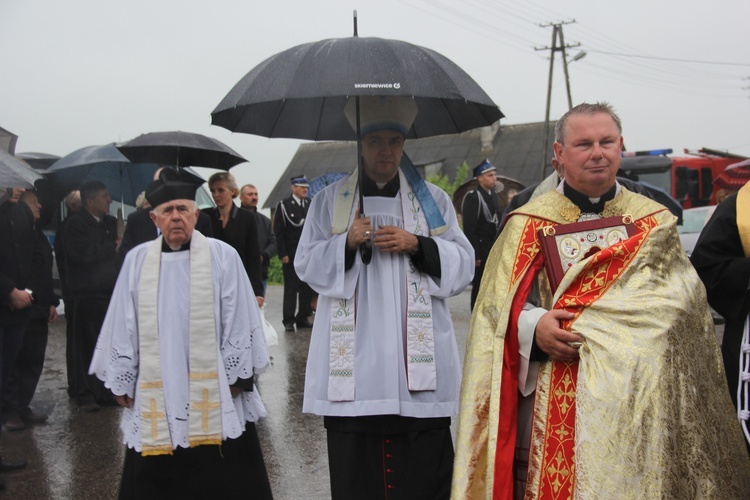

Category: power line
[584, 49, 750, 67]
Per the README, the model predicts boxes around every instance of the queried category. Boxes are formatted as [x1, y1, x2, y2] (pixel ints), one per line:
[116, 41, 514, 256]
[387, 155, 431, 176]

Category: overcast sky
[2, 0, 748, 211]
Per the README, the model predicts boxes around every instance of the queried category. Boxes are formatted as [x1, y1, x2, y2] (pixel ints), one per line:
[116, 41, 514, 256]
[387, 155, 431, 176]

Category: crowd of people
[1, 99, 749, 498]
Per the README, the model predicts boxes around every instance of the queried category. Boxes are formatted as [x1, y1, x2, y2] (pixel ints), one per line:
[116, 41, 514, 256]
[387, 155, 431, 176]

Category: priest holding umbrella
[295, 96, 474, 499]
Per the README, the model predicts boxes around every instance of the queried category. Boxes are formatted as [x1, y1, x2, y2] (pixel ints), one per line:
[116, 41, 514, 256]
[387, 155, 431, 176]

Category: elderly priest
[90, 168, 273, 499]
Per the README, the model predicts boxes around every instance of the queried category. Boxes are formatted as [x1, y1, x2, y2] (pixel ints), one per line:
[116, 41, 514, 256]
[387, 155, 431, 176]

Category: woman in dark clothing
[205, 172, 265, 307]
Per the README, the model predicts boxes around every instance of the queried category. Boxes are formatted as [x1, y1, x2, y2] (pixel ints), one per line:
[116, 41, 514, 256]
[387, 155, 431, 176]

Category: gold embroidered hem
[452, 188, 750, 499]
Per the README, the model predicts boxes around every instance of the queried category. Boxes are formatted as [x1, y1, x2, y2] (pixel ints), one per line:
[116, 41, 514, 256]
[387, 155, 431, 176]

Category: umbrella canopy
[16, 152, 61, 170]
[211, 36, 504, 141]
[0, 149, 43, 189]
[46, 143, 159, 207]
[452, 176, 526, 218]
[0, 126, 18, 155]
[117, 131, 247, 170]
[307, 172, 349, 199]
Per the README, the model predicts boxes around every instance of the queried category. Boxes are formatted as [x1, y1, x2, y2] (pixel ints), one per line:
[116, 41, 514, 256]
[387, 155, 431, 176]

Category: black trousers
[326, 419, 454, 500]
[119, 422, 273, 500]
[66, 297, 111, 405]
[470, 258, 488, 311]
[3, 316, 48, 418]
[281, 261, 314, 326]
[0, 323, 26, 430]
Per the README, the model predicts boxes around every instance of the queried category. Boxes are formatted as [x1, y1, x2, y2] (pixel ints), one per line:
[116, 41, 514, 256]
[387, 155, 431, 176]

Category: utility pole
[536, 21, 579, 181]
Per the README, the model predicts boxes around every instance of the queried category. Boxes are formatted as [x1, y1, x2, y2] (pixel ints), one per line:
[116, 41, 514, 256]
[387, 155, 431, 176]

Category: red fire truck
[620, 148, 748, 208]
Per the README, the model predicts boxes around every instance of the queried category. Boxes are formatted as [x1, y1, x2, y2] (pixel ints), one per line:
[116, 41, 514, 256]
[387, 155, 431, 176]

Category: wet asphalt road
[1, 285, 722, 499]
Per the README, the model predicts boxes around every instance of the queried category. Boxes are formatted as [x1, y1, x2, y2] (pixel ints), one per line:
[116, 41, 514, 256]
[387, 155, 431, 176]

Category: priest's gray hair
[555, 102, 622, 144]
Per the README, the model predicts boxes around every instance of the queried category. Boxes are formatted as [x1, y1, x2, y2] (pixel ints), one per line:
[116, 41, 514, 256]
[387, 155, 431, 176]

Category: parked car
[677, 206, 716, 256]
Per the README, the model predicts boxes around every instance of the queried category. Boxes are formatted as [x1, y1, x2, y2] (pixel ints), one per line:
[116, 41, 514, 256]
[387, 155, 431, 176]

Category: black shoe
[19, 409, 48, 424]
[2, 417, 24, 432]
[0, 459, 27, 473]
[284, 323, 295, 332]
[296, 320, 313, 329]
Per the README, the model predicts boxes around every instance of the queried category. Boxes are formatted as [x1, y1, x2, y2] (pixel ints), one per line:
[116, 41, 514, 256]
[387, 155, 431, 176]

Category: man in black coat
[240, 184, 277, 293]
[3, 190, 59, 430]
[62, 181, 119, 412]
[0, 187, 37, 482]
[274, 176, 314, 331]
[462, 160, 501, 310]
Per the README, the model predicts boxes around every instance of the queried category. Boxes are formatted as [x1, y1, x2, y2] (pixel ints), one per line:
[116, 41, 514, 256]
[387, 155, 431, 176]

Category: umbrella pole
[356, 95, 372, 265]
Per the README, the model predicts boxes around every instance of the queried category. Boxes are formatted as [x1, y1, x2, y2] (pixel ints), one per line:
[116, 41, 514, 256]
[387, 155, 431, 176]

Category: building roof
[264, 120, 555, 209]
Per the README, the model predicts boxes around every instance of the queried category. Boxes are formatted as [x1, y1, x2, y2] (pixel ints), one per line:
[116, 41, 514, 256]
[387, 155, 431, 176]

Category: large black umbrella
[212, 20, 503, 261]
[211, 37, 502, 141]
[46, 143, 159, 207]
[117, 131, 247, 170]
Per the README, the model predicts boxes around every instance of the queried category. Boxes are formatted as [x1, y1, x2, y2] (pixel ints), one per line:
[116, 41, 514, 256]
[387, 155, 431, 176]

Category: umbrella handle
[359, 238, 372, 264]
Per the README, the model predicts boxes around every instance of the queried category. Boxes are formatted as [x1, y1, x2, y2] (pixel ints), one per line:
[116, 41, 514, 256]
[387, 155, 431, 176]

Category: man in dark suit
[240, 184, 276, 294]
[0, 187, 36, 485]
[461, 159, 500, 310]
[62, 181, 119, 412]
[274, 176, 314, 331]
[116, 168, 213, 269]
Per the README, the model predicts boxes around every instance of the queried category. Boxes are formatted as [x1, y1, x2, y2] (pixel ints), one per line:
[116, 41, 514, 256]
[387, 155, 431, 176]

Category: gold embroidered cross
[193, 388, 220, 432]
[143, 398, 166, 440]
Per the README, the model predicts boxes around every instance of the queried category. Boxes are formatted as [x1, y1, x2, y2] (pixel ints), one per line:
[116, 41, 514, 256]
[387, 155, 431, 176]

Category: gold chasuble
[452, 188, 750, 499]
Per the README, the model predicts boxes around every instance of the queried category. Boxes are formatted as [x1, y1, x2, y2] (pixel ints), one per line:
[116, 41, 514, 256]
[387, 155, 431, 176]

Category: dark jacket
[243, 207, 277, 280]
[62, 210, 118, 298]
[274, 195, 309, 260]
[116, 208, 213, 269]
[461, 187, 499, 263]
[0, 200, 39, 326]
[205, 205, 264, 297]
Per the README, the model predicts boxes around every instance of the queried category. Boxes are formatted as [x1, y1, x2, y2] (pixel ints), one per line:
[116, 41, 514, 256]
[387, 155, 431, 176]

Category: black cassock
[690, 192, 750, 410]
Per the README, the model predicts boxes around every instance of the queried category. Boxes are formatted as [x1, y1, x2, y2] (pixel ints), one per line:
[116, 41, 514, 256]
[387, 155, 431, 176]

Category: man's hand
[9, 288, 32, 311]
[281, 256, 290, 264]
[535, 309, 582, 362]
[475, 259, 482, 268]
[256, 296, 265, 308]
[346, 208, 372, 250]
[230, 385, 244, 397]
[115, 394, 133, 408]
[48, 305, 58, 323]
[373, 226, 419, 254]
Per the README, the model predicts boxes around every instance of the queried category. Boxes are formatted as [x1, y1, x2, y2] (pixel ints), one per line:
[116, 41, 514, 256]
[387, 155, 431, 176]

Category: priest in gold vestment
[453, 103, 750, 499]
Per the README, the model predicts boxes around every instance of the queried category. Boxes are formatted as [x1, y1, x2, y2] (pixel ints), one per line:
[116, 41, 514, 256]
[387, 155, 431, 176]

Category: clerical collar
[161, 239, 191, 252]
[362, 173, 400, 197]
[563, 182, 617, 214]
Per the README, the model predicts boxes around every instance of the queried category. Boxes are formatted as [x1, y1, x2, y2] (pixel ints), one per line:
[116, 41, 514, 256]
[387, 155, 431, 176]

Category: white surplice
[295, 179, 474, 418]
[90, 238, 269, 452]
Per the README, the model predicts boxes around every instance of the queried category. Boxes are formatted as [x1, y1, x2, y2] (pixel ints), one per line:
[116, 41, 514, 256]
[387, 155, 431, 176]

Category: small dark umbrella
[117, 131, 246, 170]
[46, 143, 159, 207]
[212, 15, 503, 262]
